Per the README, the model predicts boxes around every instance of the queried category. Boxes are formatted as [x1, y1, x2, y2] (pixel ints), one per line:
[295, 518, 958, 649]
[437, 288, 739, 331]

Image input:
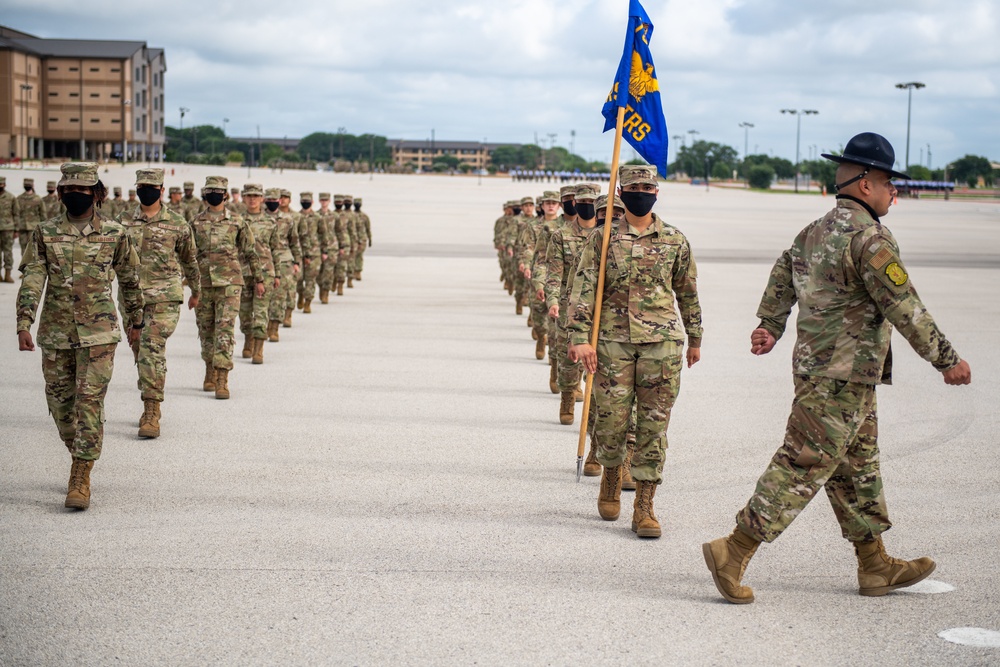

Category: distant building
[388, 139, 520, 171]
[0, 25, 166, 162]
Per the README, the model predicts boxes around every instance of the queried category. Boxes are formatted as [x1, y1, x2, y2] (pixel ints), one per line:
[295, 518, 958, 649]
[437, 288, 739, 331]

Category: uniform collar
[61, 212, 102, 236]
[620, 213, 662, 238]
[836, 195, 880, 222]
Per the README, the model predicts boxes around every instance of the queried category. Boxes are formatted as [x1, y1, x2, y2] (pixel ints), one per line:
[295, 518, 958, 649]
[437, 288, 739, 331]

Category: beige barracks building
[0, 25, 166, 163]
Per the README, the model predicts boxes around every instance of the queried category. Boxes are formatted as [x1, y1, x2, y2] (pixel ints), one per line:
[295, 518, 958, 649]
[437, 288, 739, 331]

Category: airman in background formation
[181, 181, 200, 221]
[0, 176, 20, 283]
[265, 187, 300, 337]
[42, 180, 62, 219]
[227, 187, 247, 216]
[295, 191, 323, 313]
[353, 197, 371, 280]
[190, 175, 264, 400]
[342, 194, 360, 289]
[332, 194, 353, 295]
[106, 186, 125, 218]
[16, 162, 143, 510]
[165, 186, 185, 217]
[238, 183, 280, 364]
[119, 168, 200, 439]
[16, 178, 46, 255]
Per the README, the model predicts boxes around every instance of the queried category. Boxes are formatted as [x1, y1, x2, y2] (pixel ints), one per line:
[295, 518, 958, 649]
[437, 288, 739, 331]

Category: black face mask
[136, 187, 161, 206]
[47, 189, 55, 195]
[204, 192, 225, 207]
[512, 207, 521, 215]
[265, 201, 279, 212]
[576, 203, 595, 220]
[24, 187, 33, 193]
[335, 205, 342, 211]
[562, 201, 577, 217]
[619, 191, 657, 217]
[63, 191, 94, 217]
[300, 201, 312, 210]
[354, 204, 361, 211]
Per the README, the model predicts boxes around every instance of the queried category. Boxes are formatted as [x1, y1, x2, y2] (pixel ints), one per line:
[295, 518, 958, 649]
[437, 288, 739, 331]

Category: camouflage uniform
[120, 169, 200, 403]
[16, 178, 46, 255]
[265, 188, 301, 328]
[190, 176, 262, 371]
[295, 192, 323, 309]
[42, 181, 63, 220]
[227, 188, 247, 217]
[0, 176, 21, 277]
[316, 193, 337, 297]
[353, 197, 371, 279]
[106, 187, 125, 220]
[239, 185, 280, 341]
[332, 195, 353, 292]
[568, 168, 702, 483]
[16, 163, 143, 461]
[165, 187, 185, 218]
[343, 195, 367, 281]
[181, 182, 201, 222]
[736, 197, 962, 543]
[517, 194, 558, 344]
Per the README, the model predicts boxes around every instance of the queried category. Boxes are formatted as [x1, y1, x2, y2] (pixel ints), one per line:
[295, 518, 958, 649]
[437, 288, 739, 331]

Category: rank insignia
[885, 262, 907, 286]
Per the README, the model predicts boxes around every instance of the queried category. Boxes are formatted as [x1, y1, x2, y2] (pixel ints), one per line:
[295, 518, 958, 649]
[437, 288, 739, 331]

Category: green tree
[904, 165, 932, 180]
[748, 164, 774, 189]
[226, 150, 245, 164]
[799, 159, 837, 192]
[670, 141, 739, 178]
[950, 154, 994, 188]
[432, 154, 461, 170]
[711, 161, 732, 180]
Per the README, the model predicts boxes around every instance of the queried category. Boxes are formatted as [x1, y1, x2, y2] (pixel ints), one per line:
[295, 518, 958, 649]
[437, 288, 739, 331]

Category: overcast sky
[6, 0, 999, 169]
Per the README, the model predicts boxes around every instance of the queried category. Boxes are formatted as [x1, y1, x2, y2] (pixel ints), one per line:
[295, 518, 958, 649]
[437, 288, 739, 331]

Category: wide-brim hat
[822, 132, 910, 180]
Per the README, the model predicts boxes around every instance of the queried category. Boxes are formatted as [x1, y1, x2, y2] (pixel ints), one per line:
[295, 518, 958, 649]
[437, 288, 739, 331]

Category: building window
[49, 118, 58, 122]
[136, 118, 141, 132]
[135, 67, 140, 80]
[69, 92, 79, 97]
[142, 116, 147, 132]
[111, 118, 120, 124]
[49, 92, 58, 97]
[70, 118, 79, 123]
[90, 67, 99, 72]
[90, 93, 99, 98]
[111, 93, 120, 98]
[111, 67, 120, 73]
[48, 66, 57, 71]
[153, 97, 158, 110]
[90, 119, 100, 124]
[69, 66, 79, 72]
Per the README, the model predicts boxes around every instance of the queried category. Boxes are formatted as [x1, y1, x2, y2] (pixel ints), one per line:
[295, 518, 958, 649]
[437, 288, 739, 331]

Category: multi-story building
[388, 139, 520, 171]
[0, 25, 166, 163]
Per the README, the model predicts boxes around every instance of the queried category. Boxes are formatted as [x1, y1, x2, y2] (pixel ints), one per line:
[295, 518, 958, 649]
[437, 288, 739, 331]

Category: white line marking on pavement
[938, 628, 1000, 648]
[898, 579, 956, 594]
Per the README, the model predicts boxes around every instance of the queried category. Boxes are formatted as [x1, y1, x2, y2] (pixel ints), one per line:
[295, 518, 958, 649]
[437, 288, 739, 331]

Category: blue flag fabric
[601, 0, 669, 177]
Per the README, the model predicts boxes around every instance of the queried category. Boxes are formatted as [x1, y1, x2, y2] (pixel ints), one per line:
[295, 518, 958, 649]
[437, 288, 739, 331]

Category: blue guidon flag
[601, 0, 669, 178]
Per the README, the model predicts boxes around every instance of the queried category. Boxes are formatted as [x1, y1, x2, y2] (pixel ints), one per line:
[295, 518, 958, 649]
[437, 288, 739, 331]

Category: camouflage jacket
[164, 201, 185, 218]
[757, 197, 960, 385]
[268, 209, 302, 266]
[493, 215, 509, 248]
[315, 210, 336, 256]
[347, 210, 368, 246]
[17, 212, 143, 348]
[16, 192, 46, 232]
[544, 219, 598, 317]
[42, 193, 62, 220]
[120, 204, 200, 304]
[356, 210, 371, 245]
[297, 210, 321, 257]
[240, 211, 280, 279]
[181, 196, 202, 223]
[104, 198, 125, 220]
[0, 190, 20, 232]
[319, 210, 345, 254]
[190, 208, 262, 288]
[334, 210, 353, 250]
[528, 216, 562, 293]
[568, 214, 702, 347]
[226, 201, 247, 216]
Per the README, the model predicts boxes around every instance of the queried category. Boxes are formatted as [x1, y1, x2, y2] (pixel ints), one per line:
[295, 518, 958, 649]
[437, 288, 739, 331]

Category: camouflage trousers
[135, 301, 181, 402]
[555, 320, 582, 392]
[196, 285, 241, 370]
[41, 344, 116, 461]
[270, 260, 296, 320]
[529, 287, 548, 345]
[297, 255, 320, 300]
[353, 244, 366, 274]
[318, 256, 336, 291]
[736, 375, 889, 544]
[17, 230, 31, 255]
[334, 252, 352, 283]
[239, 274, 272, 339]
[593, 339, 683, 483]
[0, 229, 13, 270]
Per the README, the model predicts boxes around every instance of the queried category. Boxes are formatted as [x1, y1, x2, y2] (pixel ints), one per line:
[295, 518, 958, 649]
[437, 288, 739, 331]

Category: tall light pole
[895, 82, 925, 171]
[738, 122, 754, 160]
[19, 83, 32, 162]
[781, 108, 818, 192]
[179, 107, 189, 130]
[121, 99, 130, 166]
[222, 117, 229, 137]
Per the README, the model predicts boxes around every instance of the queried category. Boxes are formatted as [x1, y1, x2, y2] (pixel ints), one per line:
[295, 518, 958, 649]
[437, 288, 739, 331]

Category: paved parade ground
[1, 165, 998, 665]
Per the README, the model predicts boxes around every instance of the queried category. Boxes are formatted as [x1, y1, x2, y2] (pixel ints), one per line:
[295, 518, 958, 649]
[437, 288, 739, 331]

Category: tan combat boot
[534, 334, 546, 360]
[853, 536, 936, 597]
[252, 338, 265, 365]
[283, 308, 293, 328]
[531, 327, 537, 341]
[303, 298, 312, 314]
[574, 382, 584, 402]
[526, 312, 532, 328]
[242, 334, 253, 359]
[621, 439, 637, 491]
[597, 465, 623, 520]
[65, 458, 95, 510]
[347, 276, 354, 288]
[631, 481, 661, 538]
[268, 320, 280, 342]
[703, 527, 761, 604]
[336, 281, 344, 296]
[2, 268, 12, 283]
[506, 281, 513, 295]
[320, 288, 329, 304]
[583, 437, 601, 477]
[515, 301, 523, 316]
[559, 391, 575, 425]
[203, 361, 216, 392]
[355, 271, 362, 281]
[215, 369, 230, 400]
[138, 400, 161, 439]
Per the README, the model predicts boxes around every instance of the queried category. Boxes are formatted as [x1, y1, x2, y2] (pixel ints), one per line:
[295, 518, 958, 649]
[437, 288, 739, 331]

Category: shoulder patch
[869, 247, 893, 270]
[885, 262, 908, 286]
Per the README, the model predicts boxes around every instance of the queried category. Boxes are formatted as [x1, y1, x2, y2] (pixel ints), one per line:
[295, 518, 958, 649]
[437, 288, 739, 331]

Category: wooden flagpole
[577, 104, 627, 481]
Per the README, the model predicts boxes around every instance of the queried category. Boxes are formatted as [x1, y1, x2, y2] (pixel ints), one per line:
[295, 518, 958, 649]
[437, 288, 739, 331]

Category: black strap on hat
[834, 167, 869, 193]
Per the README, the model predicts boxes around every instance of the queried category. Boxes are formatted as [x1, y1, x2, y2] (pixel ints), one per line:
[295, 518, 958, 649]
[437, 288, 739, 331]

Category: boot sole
[138, 429, 159, 439]
[631, 521, 661, 538]
[622, 481, 637, 491]
[64, 497, 89, 510]
[598, 504, 620, 521]
[702, 542, 755, 604]
[559, 416, 574, 425]
[859, 562, 937, 597]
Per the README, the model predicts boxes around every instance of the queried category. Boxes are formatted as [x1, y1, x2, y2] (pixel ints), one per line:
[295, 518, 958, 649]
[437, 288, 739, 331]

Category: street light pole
[739, 122, 754, 187]
[121, 99, 130, 166]
[687, 129, 699, 177]
[781, 109, 818, 192]
[20, 84, 32, 163]
[179, 107, 189, 130]
[895, 82, 925, 171]
[223, 117, 229, 137]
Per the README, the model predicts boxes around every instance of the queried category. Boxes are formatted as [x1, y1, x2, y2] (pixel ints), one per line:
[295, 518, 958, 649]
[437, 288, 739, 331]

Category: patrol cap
[183, 181, 195, 189]
[539, 190, 560, 203]
[354, 197, 362, 205]
[333, 194, 345, 202]
[0, 177, 5, 186]
[230, 187, 241, 194]
[575, 185, 600, 202]
[24, 178, 34, 187]
[128, 189, 136, 196]
[596, 194, 626, 212]
[203, 175, 228, 192]
[318, 192, 331, 201]
[243, 183, 264, 196]
[300, 192, 313, 202]
[135, 168, 164, 186]
[618, 164, 658, 187]
[58, 162, 99, 187]
[168, 186, 181, 194]
[342, 194, 353, 202]
[535, 196, 542, 206]
[279, 188, 292, 198]
[520, 196, 534, 206]
[559, 185, 576, 199]
[264, 187, 281, 199]
[113, 186, 122, 195]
